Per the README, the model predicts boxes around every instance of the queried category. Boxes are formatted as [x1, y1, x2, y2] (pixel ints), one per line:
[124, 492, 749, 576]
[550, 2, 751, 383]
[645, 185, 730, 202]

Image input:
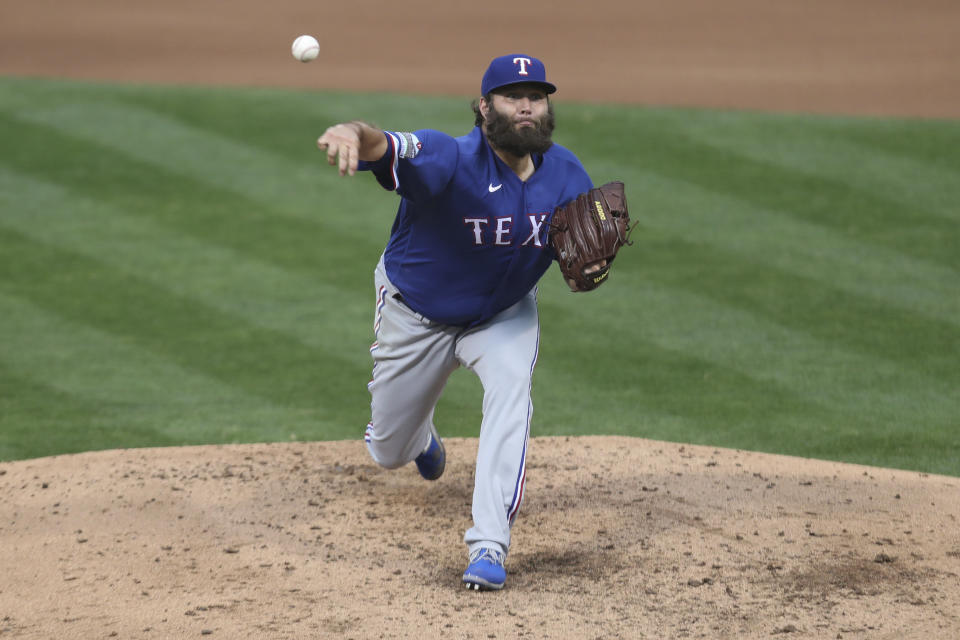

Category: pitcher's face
[481, 84, 555, 157]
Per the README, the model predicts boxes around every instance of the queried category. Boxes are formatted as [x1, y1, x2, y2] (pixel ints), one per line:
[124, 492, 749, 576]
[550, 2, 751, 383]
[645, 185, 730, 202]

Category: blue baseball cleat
[414, 424, 445, 480]
[462, 547, 506, 591]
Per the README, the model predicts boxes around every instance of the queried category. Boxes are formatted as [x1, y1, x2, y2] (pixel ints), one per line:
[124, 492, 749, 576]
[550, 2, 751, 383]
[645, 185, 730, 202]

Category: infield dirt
[2, 1, 959, 638]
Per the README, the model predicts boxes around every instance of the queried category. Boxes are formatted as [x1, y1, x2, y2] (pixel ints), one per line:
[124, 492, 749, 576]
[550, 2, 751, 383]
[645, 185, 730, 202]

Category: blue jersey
[359, 126, 592, 327]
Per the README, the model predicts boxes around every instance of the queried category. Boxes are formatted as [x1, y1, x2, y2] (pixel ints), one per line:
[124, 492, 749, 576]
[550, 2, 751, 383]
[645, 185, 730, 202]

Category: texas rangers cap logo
[481, 54, 557, 95]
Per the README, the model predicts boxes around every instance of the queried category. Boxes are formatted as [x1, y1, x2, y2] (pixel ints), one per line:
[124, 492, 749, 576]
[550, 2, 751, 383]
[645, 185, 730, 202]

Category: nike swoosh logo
[488, 183, 502, 193]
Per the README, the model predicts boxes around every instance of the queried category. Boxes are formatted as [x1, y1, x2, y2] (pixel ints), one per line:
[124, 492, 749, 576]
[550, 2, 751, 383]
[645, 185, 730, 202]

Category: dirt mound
[2, 438, 958, 639]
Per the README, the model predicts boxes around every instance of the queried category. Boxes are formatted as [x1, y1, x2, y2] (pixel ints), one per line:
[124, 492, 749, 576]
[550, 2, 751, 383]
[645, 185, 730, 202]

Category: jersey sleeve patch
[359, 131, 425, 192]
[395, 132, 422, 159]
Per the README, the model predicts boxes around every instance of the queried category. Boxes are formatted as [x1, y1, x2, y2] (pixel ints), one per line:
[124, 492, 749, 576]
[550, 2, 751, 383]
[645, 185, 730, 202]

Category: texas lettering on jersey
[463, 213, 549, 247]
[357, 126, 593, 327]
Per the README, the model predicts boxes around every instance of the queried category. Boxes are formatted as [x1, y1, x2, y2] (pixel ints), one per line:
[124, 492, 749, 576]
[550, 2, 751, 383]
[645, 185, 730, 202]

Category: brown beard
[483, 101, 555, 158]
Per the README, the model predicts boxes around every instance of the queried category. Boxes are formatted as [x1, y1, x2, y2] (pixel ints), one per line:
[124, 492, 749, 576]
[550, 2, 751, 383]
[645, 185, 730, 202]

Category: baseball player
[317, 54, 595, 591]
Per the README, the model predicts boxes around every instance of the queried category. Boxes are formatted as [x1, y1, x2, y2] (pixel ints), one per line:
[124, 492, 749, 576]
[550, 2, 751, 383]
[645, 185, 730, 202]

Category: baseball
[291, 35, 320, 62]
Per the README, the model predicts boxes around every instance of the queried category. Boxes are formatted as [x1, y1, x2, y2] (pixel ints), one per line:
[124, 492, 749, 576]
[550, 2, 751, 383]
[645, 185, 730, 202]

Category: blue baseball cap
[481, 54, 557, 95]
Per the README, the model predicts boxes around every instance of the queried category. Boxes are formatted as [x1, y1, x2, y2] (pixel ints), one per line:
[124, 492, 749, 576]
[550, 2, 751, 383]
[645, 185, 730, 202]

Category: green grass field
[1, 76, 957, 475]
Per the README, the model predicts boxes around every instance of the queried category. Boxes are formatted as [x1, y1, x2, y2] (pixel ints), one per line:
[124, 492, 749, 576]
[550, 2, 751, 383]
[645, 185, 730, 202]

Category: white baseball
[291, 35, 320, 62]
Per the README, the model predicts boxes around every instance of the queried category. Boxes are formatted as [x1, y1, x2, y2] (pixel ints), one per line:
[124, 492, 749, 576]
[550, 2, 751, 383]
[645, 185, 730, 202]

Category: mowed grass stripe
[628, 168, 959, 335]
[0, 357, 128, 460]
[0, 362, 183, 461]
[0, 113, 385, 295]
[536, 277, 959, 475]
[648, 237, 958, 381]
[621, 171, 958, 327]
[0, 226, 369, 434]
[536, 321, 955, 474]
[15, 101, 400, 241]
[541, 273, 957, 432]
[579, 109, 958, 270]
[0, 168, 372, 363]
[536, 292, 856, 433]
[826, 115, 960, 175]
[653, 109, 960, 222]
[109, 83, 474, 160]
[0, 294, 314, 459]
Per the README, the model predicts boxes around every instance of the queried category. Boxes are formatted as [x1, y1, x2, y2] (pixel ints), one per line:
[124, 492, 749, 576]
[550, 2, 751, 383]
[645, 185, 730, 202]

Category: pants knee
[482, 367, 532, 401]
[474, 349, 532, 386]
[366, 441, 407, 469]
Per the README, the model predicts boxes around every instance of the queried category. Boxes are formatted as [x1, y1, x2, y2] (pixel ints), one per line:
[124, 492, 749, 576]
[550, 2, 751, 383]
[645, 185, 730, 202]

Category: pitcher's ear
[479, 96, 490, 120]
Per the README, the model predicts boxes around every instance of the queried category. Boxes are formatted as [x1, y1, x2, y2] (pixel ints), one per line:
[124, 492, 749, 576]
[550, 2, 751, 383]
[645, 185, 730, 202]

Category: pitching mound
[2, 437, 958, 639]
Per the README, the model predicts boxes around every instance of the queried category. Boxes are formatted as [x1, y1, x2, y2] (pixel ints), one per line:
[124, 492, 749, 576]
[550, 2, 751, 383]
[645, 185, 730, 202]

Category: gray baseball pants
[365, 257, 538, 558]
